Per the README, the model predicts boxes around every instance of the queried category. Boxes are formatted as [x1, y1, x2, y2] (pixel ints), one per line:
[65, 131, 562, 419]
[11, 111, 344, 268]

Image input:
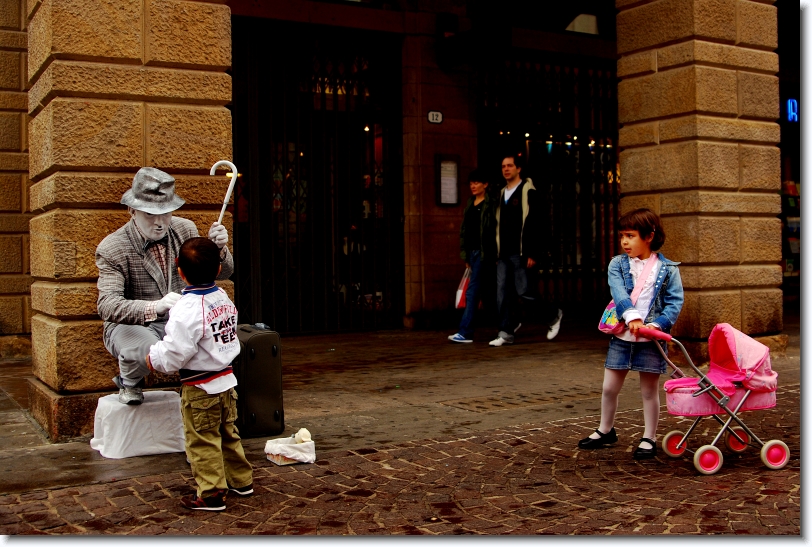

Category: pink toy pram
[639, 323, 790, 475]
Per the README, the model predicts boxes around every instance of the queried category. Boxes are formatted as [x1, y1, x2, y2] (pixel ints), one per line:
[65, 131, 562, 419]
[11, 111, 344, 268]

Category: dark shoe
[180, 490, 227, 511]
[229, 484, 254, 497]
[578, 427, 618, 449]
[633, 437, 658, 460]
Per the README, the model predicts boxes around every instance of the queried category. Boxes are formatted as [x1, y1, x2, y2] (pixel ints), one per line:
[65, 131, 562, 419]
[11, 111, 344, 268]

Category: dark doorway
[231, 17, 404, 334]
[477, 53, 620, 305]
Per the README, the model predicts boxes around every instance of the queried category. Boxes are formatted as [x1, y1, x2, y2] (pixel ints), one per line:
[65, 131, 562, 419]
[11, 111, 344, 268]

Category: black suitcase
[232, 323, 285, 438]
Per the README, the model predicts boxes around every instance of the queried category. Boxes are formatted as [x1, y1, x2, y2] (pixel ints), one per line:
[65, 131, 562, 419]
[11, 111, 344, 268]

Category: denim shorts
[604, 336, 667, 374]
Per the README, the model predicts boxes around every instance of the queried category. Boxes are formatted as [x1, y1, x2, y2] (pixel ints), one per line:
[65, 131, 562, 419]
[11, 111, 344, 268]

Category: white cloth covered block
[90, 390, 185, 459]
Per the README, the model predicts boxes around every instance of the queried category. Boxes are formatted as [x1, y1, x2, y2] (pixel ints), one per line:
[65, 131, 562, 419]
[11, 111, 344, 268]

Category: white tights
[591, 368, 661, 449]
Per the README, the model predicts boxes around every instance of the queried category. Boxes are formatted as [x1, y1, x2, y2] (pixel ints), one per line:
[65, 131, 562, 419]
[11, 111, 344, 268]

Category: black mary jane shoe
[578, 427, 618, 449]
[633, 437, 658, 460]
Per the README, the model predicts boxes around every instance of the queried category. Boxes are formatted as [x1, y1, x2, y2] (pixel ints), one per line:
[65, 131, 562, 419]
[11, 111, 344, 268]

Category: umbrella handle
[210, 160, 238, 225]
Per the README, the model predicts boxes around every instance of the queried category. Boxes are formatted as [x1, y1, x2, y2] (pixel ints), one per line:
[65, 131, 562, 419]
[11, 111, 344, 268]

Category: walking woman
[448, 169, 497, 343]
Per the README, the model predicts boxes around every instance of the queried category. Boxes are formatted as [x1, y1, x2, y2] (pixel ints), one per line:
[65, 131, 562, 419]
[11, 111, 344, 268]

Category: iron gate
[477, 54, 620, 304]
[231, 18, 404, 334]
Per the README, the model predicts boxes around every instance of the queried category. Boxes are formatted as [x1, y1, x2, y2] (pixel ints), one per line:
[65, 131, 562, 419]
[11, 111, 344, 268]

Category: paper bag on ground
[265, 428, 316, 465]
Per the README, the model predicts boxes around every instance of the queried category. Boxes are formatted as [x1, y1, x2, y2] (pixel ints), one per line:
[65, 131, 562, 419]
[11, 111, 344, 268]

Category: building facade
[0, 0, 788, 441]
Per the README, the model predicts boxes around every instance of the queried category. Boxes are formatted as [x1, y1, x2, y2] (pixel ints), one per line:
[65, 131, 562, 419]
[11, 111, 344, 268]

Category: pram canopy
[665, 323, 777, 396]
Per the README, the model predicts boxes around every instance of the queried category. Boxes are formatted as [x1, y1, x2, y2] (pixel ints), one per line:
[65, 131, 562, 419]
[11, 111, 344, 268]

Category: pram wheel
[693, 445, 724, 475]
[724, 427, 750, 454]
[662, 430, 688, 458]
[760, 440, 790, 470]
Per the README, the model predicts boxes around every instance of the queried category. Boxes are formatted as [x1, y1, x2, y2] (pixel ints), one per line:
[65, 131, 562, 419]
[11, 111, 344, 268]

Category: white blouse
[617, 254, 661, 343]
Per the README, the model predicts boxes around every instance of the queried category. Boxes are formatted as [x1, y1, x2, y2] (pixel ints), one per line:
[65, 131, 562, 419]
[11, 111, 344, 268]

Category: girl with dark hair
[578, 208, 684, 460]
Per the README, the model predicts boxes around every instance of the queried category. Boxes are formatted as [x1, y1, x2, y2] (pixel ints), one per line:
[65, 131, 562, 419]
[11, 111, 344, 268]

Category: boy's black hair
[467, 168, 488, 184]
[617, 208, 666, 251]
[500, 152, 524, 170]
[178, 237, 221, 285]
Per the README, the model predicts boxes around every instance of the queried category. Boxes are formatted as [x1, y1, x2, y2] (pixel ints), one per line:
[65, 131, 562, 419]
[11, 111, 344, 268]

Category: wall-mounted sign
[428, 111, 443, 124]
[435, 154, 459, 206]
[787, 99, 799, 122]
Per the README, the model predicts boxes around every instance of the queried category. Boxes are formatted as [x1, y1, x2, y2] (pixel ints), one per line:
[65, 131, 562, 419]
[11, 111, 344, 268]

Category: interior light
[573, 136, 578, 141]
[525, 133, 530, 137]
[364, 125, 370, 132]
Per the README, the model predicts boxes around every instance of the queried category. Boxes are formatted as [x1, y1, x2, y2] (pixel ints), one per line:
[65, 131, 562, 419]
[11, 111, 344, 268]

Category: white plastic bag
[264, 428, 316, 465]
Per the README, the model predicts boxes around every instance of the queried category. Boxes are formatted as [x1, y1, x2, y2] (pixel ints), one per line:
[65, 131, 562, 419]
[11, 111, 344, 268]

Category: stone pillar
[616, 0, 783, 361]
[26, 0, 233, 441]
[401, 15, 478, 329]
[0, 0, 33, 359]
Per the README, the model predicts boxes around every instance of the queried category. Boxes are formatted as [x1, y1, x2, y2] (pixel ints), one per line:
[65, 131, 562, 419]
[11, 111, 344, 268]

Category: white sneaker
[448, 333, 473, 343]
[489, 336, 513, 347]
[547, 309, 563, 340]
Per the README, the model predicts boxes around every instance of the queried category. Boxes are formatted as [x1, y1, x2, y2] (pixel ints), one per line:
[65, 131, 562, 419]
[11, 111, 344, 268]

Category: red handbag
[455, 267, 471, 309]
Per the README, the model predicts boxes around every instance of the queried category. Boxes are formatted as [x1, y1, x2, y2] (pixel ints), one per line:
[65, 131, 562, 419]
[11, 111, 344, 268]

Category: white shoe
[547, 309, 563, 340]
[489, 336, 513, 347]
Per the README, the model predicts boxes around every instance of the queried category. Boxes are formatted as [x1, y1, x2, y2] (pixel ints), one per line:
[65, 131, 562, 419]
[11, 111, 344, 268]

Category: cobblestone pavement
[0, 385, 799, 536]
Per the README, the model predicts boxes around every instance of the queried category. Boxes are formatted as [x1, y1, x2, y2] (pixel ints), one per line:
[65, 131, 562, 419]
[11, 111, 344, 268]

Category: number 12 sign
[428, 111, 443, 124]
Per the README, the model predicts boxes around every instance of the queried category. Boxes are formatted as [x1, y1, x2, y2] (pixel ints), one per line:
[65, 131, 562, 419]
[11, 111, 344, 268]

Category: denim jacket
[607, 252, 684, 333]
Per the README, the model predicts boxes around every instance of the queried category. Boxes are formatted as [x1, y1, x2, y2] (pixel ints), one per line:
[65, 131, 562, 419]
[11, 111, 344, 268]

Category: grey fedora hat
[120, 167, 185, 214]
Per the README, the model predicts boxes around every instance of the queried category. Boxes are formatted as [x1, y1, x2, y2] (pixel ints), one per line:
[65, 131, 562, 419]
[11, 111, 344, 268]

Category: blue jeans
[458, 250, 483, 339]
[496, 254, 530, 337]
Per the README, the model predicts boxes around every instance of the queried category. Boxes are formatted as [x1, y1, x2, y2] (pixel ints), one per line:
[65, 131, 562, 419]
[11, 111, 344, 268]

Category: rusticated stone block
[741, 288, 782, 334]
[146, 105, 232, 170]
[30, 281, 97, 318]
[0, 296, 24, 333]
[0, 174, 22, 211]
[679, 264, 782, 289]
[29, 61, 232, 115]
[0, 112, 21, 150]
[0, 274, 34, 294]
[0, 0, 21, 28]
[0, 51, 21, 90]
[741, 217, 781, 263]
[694, 0, 737, 41]
[619, 66, 737, 124]
[661, 216, 740, 264]
[617, 50, 656, 79]
[31, 314, 114, 392]
[738, 72, 779, 120]
[739, 144, 780, 190]
[27, 0, 141, 81]
[30, 209, 128, 280]
[0, 152, 27, 170]
[672, 289, 741, 338]
[27, 377, 112, 442]
[737, 0, 777, 50]
[619, 195, 660, 215]
[0, 235, 22, 272]
[618, 122, 658, 148]
[620, 141, 738, 193]
[0, 91, 28, 110]
[658, 41, 778, 73]
[0, 334, 31, 359]
[659, 115, 780, 143]
[0, 213, 34, 232]
[660, 191, 779, 215]
[0, 30, 27, 50]
[146, 0, 230, 69]
[617, 0, 694, 55]
[28, 99, 144, 181]
[29, 172, 233, 211]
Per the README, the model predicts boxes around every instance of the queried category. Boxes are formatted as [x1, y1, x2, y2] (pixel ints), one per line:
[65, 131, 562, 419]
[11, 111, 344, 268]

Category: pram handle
[638, 327, 672, 342]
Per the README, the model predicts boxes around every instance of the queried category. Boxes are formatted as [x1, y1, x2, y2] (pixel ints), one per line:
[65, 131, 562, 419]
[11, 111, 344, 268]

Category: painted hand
[208, 222, 228, 249]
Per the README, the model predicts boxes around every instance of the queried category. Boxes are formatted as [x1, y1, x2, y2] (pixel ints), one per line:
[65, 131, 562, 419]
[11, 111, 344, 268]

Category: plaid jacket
[96, 217, 234, 345]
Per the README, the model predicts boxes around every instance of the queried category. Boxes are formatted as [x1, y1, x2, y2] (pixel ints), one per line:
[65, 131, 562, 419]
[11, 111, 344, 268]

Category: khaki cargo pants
[181, 385, 253, 498]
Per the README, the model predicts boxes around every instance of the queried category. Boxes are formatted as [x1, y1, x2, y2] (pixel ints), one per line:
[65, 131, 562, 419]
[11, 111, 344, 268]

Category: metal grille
[231, 18, 403, 334]
[477, 56, 620, 304]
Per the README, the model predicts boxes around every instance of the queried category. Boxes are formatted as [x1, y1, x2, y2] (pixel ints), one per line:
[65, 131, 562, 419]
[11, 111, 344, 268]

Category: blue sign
[787, 99, 798, 122]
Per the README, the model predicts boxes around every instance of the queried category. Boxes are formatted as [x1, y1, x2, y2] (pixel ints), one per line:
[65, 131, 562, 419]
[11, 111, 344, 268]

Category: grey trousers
[104, 321, 167, 387]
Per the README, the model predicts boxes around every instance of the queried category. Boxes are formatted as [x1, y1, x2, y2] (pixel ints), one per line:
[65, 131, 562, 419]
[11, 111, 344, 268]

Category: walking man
[96, 167, 234, 405]
[489, 154, 563, 346]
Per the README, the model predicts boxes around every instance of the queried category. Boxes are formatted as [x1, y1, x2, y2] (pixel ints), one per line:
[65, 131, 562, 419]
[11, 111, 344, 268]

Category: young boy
[146, 237, 253, 511]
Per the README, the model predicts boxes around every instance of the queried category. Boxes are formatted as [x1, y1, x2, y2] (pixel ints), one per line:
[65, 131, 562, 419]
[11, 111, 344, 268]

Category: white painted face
[131, 209, 172, 240]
